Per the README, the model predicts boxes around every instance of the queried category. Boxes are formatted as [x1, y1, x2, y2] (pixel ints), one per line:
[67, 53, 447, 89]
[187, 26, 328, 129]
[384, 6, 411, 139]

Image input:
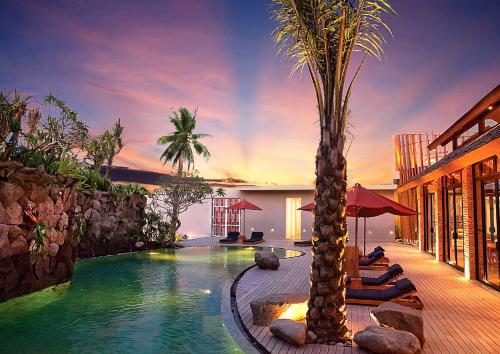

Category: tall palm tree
[272, 0, 394, 344]
[157, 107, 210, 241]
[157, 107, 210, 176]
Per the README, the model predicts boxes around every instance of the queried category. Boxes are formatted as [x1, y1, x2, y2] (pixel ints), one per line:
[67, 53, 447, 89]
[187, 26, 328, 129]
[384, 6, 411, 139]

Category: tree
[272, 0, 394, 344]
[157, 108, 210, 176]
[0, 92, 29, 161]
[157, 108, 211, 240]
[24, 94, 89, 159]
[84, 119, 124, 177]
[148, 172, 213, 243]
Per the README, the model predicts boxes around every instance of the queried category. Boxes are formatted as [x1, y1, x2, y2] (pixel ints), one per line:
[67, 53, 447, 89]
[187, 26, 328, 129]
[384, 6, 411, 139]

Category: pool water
[0, 246, 301, 353]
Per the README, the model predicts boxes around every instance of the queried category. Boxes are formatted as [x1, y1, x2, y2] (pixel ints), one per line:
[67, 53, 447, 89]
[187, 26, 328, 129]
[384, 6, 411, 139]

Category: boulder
[305, 330, 318, 344]
[58, 212, 69, 230]
[255, 251, 280, 270]
[371, 302, 425, 346]
[0, 182, 24, 202]
[353, 325, 421, 354]
[250, 293, 309, 326]
[135, 241, 145, 249]
[0, 233, 10, 249]
[270, 319, 307, 346]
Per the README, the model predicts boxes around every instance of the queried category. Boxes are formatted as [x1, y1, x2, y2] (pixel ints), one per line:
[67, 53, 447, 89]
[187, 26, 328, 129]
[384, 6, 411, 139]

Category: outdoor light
[270, 228, 275, 232]
[250, 227, 254, 231]
[202, 289, 211, 294]
[488, 105, 493, 110]
[389, 230, 394, 235]
[302, 229, 306, 233]
[368, 230, 372, 234]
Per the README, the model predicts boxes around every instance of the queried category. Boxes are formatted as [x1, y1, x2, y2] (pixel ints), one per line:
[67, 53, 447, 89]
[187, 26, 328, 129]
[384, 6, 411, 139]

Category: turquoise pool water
[0, 246, 301, 353]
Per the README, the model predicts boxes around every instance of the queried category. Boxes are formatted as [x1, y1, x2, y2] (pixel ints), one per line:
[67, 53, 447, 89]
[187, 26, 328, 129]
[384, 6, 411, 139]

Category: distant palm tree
[272, 0, 394, 344]
[157, 108, 211, 241]
[157, 108, 210, 176]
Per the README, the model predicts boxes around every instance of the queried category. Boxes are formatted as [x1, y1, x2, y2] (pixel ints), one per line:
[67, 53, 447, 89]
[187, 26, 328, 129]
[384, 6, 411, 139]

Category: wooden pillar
[416, 185, 425, 251]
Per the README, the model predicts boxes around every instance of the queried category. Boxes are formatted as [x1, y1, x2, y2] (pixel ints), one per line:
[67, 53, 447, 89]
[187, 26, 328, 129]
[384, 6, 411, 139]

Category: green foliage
[157, 107, 210, 173]
[30, 222, 51, 263]
[0, 92, 29, 161]
[142, 208, 170, 244]
[114, 183, 149, 197]
[77, 167, 113, 191]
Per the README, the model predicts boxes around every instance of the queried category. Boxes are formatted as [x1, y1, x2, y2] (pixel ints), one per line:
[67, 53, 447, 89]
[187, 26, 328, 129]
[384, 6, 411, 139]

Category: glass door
[286, 198, 302, 240]
[443, 172, 464, 270]
[483, 180, 499, 287]
[423, 186, 436, 255]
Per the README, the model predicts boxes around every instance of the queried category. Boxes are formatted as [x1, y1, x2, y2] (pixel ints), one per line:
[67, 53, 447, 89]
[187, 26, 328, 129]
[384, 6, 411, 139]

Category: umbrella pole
[355, 215, 359, 251]
[244, 209, 246, 236]
[363, 217, 367, 256]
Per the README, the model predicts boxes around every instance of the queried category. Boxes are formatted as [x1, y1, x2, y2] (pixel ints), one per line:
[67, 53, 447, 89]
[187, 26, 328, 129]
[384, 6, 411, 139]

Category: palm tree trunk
[307, 136, 350, 344]
[169, 156, 184, 243]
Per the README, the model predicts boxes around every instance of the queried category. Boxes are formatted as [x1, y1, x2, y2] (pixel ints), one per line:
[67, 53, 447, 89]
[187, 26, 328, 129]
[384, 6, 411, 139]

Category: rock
[48, 242, 59, 257]
[305, 331, 318, 344]
[74, 204, 82, 213]
[270, 319, 307, 346]
[250, 293, 309, 326]
[255, 251, 280, 270]
[58, 212, 69, 230]
[54, 198, 64, 215]
[10, 236, 29, 256]
[135, 241, 145, 249]
[371, 302, 425, 346]
[0, 182, 24, 202]
[0, 233, 10, 249]
[4, 202, 23, 224]
[90, 199, 101, 211]
[353, 325, 421, 354]
[83, 208, 93, 221]
[0, 160, 23, 170]
[47, 214, 61, 228]
[54, 262, 68, 280]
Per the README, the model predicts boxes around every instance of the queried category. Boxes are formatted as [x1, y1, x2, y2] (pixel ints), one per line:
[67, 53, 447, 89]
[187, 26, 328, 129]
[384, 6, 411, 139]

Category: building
[393, 85, 499, 289]
[179, 184, 397, 244]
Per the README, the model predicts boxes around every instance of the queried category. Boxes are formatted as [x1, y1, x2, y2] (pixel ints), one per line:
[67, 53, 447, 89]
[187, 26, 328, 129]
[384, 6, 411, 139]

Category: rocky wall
[73, 190, 147, 258]
[0, 161, 78, 302]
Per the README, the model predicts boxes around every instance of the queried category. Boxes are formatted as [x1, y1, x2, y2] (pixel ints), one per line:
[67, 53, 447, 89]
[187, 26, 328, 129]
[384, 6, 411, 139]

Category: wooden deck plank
[231, 240, 500, 354]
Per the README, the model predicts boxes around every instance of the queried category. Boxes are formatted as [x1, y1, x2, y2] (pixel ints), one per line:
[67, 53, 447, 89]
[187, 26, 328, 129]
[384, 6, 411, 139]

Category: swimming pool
[0, 246, 301, 353]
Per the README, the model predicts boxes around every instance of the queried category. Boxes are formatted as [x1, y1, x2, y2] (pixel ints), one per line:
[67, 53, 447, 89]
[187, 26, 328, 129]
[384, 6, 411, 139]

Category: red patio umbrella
[227, 199, 262, 236]
[298, 183, 417, 254]
[347, 183, 417, 255]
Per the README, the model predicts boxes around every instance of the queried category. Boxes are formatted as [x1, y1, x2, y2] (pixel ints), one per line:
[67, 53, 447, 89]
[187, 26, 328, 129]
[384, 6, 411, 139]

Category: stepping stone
[371, 301, 425, 345]
[354, 325, 421, 354]
[270, 319, 307, 346]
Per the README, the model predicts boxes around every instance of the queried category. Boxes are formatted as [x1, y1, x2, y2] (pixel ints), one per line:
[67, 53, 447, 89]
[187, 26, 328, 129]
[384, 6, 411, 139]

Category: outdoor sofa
[359, 249, 390, 270]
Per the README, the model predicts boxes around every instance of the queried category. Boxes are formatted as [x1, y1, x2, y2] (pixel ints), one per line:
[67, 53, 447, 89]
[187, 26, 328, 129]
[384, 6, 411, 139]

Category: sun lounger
[359, 249, 390, 269]
[366, 246, 385, 258]
[347, 264, 404, 289]
[219, 231, 240, 244]
[243, 232, 264, 244]
[293, 240, 312, 247]
[346, 278, 423, 309]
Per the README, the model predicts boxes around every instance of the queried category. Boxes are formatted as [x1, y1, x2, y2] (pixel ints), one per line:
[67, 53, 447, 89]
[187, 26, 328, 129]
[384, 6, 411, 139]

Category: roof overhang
[397, 136, 500, 193]
[428, 85, 500, 150]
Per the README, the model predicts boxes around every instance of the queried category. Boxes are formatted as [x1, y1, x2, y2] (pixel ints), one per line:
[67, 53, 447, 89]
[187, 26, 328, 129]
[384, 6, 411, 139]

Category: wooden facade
[393, 85, 500, 289]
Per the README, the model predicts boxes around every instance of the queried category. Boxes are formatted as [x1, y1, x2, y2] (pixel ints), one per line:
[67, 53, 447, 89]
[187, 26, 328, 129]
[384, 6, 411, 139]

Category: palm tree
[157, 108, 210, 176]
[272, 0, 394, 344]
[157, 107, 211, 241]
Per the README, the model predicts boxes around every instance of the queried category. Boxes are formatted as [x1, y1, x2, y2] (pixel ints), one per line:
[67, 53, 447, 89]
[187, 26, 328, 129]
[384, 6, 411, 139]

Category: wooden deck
[232, 241, 500, 353]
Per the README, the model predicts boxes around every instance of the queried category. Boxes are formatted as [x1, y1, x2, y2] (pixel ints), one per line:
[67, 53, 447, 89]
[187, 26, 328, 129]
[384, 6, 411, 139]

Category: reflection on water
[0, 246, 301, 353]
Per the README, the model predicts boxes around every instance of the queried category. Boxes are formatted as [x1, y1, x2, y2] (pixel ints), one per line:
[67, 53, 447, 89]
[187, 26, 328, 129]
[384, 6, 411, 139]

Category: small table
[237, 235, 247, 244]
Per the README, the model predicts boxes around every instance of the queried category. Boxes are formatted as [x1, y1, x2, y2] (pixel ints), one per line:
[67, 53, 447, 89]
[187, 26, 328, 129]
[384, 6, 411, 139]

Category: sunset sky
[1, 0, 499, 185]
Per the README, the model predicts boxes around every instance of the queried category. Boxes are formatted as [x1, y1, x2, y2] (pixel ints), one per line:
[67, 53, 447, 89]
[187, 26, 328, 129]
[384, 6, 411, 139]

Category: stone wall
[0, 161, 78, 302]
[73, 190, 147, 258]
